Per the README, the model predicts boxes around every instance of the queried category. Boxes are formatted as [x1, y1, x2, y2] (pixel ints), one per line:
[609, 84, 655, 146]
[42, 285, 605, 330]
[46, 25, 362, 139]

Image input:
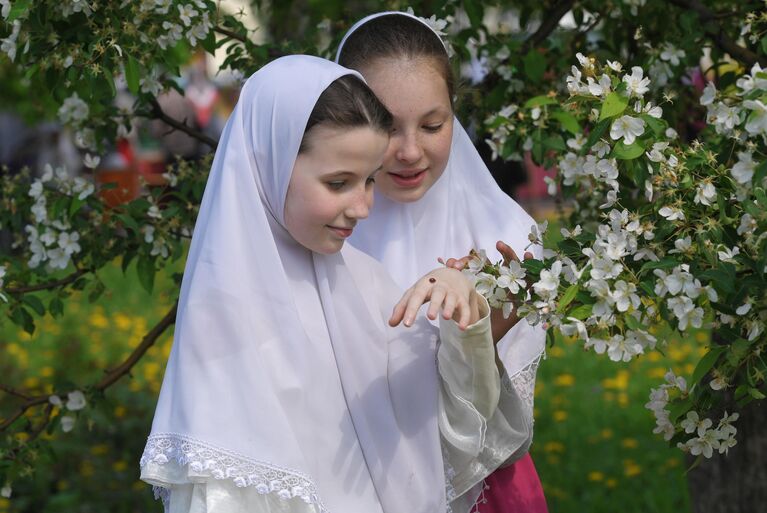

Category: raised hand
[389, 267, 480, 331]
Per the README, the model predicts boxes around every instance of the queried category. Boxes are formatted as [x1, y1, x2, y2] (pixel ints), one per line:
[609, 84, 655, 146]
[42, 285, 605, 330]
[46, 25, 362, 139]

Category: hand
[440, 241, 533, 271]
[389, 267, 480, 331]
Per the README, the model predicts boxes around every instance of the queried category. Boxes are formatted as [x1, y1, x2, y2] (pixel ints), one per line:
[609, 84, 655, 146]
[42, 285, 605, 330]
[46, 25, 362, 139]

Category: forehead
[296, 125, 388, 173]
[360, 57, 451, 115]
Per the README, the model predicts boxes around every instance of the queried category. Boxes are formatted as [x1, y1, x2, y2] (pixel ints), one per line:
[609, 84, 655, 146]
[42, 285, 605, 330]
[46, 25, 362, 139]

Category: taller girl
[337, 11, 548, 513]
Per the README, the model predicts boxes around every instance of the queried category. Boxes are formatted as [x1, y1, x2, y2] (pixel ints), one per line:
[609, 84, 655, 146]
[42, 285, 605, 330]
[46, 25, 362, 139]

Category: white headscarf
[336, 12, 546, 392]
[140, 55, 446, 513]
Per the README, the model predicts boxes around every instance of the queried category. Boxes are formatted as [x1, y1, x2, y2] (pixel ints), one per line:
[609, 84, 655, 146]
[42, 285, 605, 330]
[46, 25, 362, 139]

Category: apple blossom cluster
[48, 390, 87, 433]
[475, 51, 766, 457]
[24, 165, 93, 271]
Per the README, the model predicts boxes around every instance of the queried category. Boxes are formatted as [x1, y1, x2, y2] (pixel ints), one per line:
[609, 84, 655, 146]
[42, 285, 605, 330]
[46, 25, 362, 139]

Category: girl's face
[285, 124, 388, 254]
[359, 57, 453, 203]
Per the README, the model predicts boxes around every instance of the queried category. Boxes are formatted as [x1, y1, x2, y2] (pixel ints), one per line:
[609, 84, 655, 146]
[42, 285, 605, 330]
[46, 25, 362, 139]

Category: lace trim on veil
[504, 352, 543, 424]
[140, 433, 328, 512]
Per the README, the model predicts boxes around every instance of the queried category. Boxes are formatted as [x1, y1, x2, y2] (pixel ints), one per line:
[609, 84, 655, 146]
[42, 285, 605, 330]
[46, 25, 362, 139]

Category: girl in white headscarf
[336, 12, 549, 513]
[139, 55, 532, 513]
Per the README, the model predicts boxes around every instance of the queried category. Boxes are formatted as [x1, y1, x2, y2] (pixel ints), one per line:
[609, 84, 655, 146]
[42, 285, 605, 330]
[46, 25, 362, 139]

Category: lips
[327, 226, 354, 238]
[388, 168, 427, 188]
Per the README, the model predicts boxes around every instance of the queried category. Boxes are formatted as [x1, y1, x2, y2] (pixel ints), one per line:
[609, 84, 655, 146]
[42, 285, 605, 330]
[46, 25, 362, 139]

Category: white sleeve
[437, 295, 533, 504]
[141, 462, 324, 513]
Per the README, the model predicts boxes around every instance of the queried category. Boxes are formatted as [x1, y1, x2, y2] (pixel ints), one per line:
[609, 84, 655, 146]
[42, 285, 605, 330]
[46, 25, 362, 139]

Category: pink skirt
[475, 454, 548, 513]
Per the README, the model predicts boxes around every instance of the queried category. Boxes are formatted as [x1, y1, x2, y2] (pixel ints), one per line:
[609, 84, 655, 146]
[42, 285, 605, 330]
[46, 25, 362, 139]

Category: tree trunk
[686, 398, 767, 513]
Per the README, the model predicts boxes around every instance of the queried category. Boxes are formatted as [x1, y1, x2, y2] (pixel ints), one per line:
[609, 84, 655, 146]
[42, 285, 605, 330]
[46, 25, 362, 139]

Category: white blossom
[606, 60, 623, 72]
[0, 20, 20, 62]
[658, 205, 684, 221]
[622, 66, 651, 98]
[0, 483, 10, 499]
[58, 93, 89, 125]
[743, 99, 767, 136]
[731, 151, 756, 185]
[700, 82, 716, 106]
[496, 260, 526, 294]
[660, 43, 685, 66]
[178, 4, 198, 26]
[737, 213, 756, 236]
[66, 390, 86, 411]
[717, 245, 740, 263]
[587, 74, 612, 97]
[0, 0, 10, 19]
[83, 154, 100, 169]
[610, 115, 645, 145]
[61, 415, 76, 432]
[532, 261, 562, 301]
[694, 182, 716, 206]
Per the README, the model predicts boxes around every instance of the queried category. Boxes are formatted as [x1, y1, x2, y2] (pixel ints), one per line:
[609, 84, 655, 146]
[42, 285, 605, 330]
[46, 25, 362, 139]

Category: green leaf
[551, 110, 581, 135]
[7, 0, 31, 22]
[10, 306, 35, 334]
[137, 255, 156, 294]
[642, 114, 665, 136]
[524, 95, 558, 109]
[125, 55, 141, 95]
[639, 257, 680, 275]
[557, 284, 579, 313]
[749, 387, 766, 399]
[584, 118, 611, 151]
[624, 315, 641, 331]
[691, 347, 725, 386]
[567, 304, 592, 320]
[612, 140, 645, 160]
[762, 35, 767, 56]
[49, 297, 64, 318]
[599, 92, 629, 121]
[668, 397, 693, 423]
[523, 51, 546, 84]
[22, 295, 45, 316]
[88, 281, 106, 303]
[463, 0, 484, 27]
[543, 134, 566, 152]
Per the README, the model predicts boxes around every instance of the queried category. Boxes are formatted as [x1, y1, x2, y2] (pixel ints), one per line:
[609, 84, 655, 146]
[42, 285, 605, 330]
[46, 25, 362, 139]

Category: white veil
[140, 55, 446, 513]
[336, 12, 546, 411]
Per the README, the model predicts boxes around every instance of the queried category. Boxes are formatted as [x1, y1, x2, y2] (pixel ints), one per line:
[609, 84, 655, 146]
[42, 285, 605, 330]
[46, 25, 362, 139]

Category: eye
[423, 123, 444, 133]
[327, 181, 345, 190]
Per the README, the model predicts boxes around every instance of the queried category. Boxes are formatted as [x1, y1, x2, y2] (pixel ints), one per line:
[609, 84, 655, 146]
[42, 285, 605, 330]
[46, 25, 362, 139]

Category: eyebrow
[320, 167, 382, 179]
[421, 107, 451, 118]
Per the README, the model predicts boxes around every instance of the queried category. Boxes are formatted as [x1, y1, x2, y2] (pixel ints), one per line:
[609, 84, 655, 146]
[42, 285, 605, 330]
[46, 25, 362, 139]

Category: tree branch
[214, 26, 248, 43]
[4, 268, 91, 295]
[521, 0, 578, 54]
[148, 98, 219, 149]
[668, 0, 763, 67]
[0, 301, 178, 433]
[95, 301, 178, 390]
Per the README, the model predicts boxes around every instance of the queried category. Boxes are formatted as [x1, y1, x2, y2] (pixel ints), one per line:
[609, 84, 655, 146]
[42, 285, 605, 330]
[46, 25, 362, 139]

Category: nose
[345, 186, 371, 220]
[393, 131, 423, 164]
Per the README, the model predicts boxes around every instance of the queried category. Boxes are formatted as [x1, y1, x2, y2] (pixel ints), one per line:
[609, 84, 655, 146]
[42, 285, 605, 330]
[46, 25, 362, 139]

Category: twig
[521, 0, 578, 54]
[148, 98, 218, 149]
[668, 0, 763, 67]
[0, 384, 32, 400]
[214, 26, 248, 43]
[95, 301, 178, 390]
[4, 268, 91, 294]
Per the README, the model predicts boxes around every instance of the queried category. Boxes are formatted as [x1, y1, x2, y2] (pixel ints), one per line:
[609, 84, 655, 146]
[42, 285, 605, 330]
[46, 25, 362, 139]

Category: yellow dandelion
[22, 376, 39, 389]
[548, 346, 565, 357]
[588, 471, 604, 482]
[113, 312, 133, 331]
[18, 330, 32, 341]
[621, 438, 639, 449]
[553, 410, 568, 422]
[114, 405, 127, 418]
[132, 480, 146, 491]
[606, 478, 618, 488]
[647, 351, 662, 362]
[623, 460, 642, 477]
[544, 441, 566, 453]
[695, 332, 709, 343]
[601, 428, 613, 439]
[647, 367, 667, 379]
[684, 363, 695, 375]
[618, 392, 629, 407]
[40, 366, 54, 378]
[89, 312, 109, 329]
[554, 374, 575, 387]
[112, 460, 128, 472]
[90, 444, 109, 456]
[80, 460, 95, 477]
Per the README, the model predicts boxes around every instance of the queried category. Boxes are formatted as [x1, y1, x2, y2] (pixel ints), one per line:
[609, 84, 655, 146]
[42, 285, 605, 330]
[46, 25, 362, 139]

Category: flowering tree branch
[520, 0, 577, 54]
[148, 98, 219, 149]
[3, 267, 91, 295]
[668, 0, 764, 67]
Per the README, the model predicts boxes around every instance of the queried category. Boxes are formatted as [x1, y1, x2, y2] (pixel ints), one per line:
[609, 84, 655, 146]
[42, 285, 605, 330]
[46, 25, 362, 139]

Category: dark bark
[687, 396, 767, 512]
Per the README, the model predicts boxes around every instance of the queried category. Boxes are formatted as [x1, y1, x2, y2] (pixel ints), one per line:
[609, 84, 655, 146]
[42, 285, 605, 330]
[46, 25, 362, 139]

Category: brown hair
[299, 74, 393, 153]
[337, 14, 455, 106]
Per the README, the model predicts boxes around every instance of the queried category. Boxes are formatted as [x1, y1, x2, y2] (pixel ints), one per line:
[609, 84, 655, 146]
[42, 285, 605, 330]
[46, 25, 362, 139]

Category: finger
[496, 240, 520, 266]
[441, 291, 458, 320]
[445, 257, 460, 269]
[455, 256, 472, 270]
[457, 297, 470, 331]
[427, 286, 447, 320]
[437, 257, 446, 265]
[402, 287, 431, 327]
[523, 251, 534, 260]
[389, 287, 415, 326]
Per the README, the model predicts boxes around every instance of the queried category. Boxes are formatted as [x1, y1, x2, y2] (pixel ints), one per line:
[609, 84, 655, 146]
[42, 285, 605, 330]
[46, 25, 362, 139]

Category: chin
[313, 240, 345, 255]
[378, 183, 429, 204]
